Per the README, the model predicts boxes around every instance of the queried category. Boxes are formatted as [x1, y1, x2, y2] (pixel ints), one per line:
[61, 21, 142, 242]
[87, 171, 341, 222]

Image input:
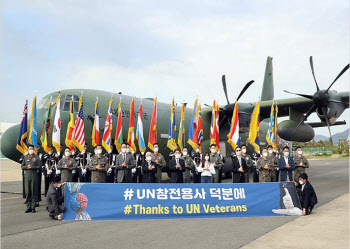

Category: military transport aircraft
[1, 57, 349, 165]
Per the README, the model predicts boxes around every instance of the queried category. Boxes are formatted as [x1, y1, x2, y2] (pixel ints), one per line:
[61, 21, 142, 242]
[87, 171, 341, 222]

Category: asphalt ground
[1, 158, 349, 249]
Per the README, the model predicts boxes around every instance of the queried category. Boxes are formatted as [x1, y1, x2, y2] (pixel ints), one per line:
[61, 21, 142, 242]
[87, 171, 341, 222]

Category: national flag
[41, 97, 53, 153]
[210, 100, 217, 146]
[52, 94, 62, 153]
[92, 97, 100, 147]
[187, 99, 199, 150]
[127, 98, 137, 153]
[16, 98, 28, 154]
[248, 100, 261, 153]
[72, 96, 85, 152]
[197, 103, 203, 153]
[274, 103, 278, 149]
[102, 97, 113, 152]
[227, 101, 239, 150]
[28, 96, 37, 153]
[65, 97, 75, 151]
[148, 98, 157, 152]
[136, 101, 146, 153]
[266, 101, 276, 150]
[177, 103, 185, 150]
[215, 101, 220, 150]
[167, 98, 177, 151]
[114, 99, 123, 152]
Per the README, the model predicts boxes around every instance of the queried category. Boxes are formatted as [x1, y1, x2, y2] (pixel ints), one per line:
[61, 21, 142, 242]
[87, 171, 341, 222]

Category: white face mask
[65, 152, 70, 157]
[263, 152, 268, 157]
[205, 156, 210, 161]
[175, 154, 180, 159]
[121, 148, 126, 153]
[154, 147, 159, 152]
[146, 156, 152, 161]
[242, 149, 247, 153]
[126, 148, 130, 153]
[268, 150, 273, 154]
[299, 180, 304, 185]
[236, 151, 241, 156]
[297, 150, 303, 155]
[211, 149, 216, 154]
[183, 151, 188, 156]
[28, 150, 34, 155]
[96, 149, 102, 154]
[284, 152, 290, 157]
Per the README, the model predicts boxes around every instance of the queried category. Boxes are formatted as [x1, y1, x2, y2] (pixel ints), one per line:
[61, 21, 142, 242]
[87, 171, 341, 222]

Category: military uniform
[77, 152, 91, 183]
[181, 155, 195, 183]
[42, 153, 56, 196]
[88, 154, 108, 183]
[243, 154, 253, 183]
[151, 152, 166, 183]
[256, 157, 272, 183]
[293, 155, 309, 182]
[268, 154, 278, 182]
[57, 157, 77, 183]
[21, 154, 42, 210]
[210, 153, 224, 183]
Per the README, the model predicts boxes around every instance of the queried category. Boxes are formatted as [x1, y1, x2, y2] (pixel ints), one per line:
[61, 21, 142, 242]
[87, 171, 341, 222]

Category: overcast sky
[1, 0, 349, 136]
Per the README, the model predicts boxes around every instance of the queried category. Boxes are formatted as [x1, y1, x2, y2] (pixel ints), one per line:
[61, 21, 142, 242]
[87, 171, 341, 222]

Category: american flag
[72, 96, 85, 152]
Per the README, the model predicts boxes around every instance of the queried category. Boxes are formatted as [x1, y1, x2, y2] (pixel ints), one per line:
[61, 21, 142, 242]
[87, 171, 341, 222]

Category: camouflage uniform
[181, 155, 195, 183]
[151, 152, 166, 183]
[87, 154, 108, 183]
[268, 154, 278, 182]
[57, 157, 77, 183]
[243, 154, 253, 183]
[210, 153, 224, 183]
[256, 157, 272, 183]
[293, 155, 309, 182]
[21, 154, 42, 210]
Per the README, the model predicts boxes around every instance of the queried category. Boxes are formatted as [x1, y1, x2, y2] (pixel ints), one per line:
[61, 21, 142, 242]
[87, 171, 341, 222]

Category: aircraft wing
[305, 120, 347, 128]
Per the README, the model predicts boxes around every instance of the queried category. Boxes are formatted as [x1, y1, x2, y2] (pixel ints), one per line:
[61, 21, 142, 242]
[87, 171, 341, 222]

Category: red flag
[148, 98, 157, 151]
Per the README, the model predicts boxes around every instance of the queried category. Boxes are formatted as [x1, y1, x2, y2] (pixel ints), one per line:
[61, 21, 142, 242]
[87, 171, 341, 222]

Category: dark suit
[169, 158, 186, 183]
[297, 181, 318, 210]
[46, 183, 65, 217]
[116, 153, 135, 183]
[231, 157, 248, 183]
[142, 161, 157, 183]
[278, 157, 295, 181]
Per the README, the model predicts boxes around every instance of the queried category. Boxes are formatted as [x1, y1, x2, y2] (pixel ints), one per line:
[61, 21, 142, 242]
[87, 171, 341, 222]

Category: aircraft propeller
[284, 56, 349, 144]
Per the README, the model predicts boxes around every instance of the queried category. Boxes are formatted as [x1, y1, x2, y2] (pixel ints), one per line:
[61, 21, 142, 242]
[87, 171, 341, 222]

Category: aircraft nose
[1, 124, 22, 162]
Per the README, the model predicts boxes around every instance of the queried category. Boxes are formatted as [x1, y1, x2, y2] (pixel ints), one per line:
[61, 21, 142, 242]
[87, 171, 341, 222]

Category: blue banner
[63, 182, 301, 221]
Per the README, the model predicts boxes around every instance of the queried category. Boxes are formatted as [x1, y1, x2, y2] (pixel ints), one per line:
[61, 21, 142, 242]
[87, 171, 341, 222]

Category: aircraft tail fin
[261, 56, 274, 101]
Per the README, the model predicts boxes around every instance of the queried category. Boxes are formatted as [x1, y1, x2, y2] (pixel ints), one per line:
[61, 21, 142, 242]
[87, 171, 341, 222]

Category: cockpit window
[62, 95, 80, 112]
[38, 97, 48, 109]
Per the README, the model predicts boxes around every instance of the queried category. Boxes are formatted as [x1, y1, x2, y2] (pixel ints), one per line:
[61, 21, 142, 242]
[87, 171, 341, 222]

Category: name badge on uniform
[32, 158, 36, 162]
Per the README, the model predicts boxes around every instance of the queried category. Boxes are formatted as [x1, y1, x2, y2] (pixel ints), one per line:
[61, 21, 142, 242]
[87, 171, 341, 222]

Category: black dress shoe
[25, 209, 32, 213]
[32, 208, 36, 213]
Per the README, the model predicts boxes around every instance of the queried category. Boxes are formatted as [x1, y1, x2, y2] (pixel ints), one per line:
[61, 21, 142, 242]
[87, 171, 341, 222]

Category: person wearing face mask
[105, 145, 117, 183]
[169, 148, 186, 183]
[267, 145, 278, 182]
[232, 146, 249, 183]
[57, 148, 78, 192]
[21, 145, 42, 213]
[46, 175, 65, 220]
[191, 147, 202, 183]
[251, 152, 261, 182]
[77, 146, 91, 183]
[19, 151, 28, 200]
[196, 151, 216, 183]
[209, 144, 224, 183]
[87, 145, 108, 183]
[278, 146, 295, 182]
[294, 173, 317, 215]
[53, 145, 63, 176]
[42, 146, 56, 197]
[116, 142, 136, 183]
[133, 152, 145, 183]
[241, 144, 253, 183]
[293, 146, 309, 182]
[256, 148, 272, 183]
[151, 143, 166, 183]
[142, 152, 158, 183]
[181, 147, 195, 183]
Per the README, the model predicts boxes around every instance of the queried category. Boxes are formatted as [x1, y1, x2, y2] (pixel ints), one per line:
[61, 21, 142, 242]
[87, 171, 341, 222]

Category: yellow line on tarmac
[1, 196, 22, 200]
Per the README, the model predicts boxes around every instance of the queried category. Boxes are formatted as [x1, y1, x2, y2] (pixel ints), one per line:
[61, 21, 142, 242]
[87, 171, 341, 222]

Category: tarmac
[1, 158, 349, 249]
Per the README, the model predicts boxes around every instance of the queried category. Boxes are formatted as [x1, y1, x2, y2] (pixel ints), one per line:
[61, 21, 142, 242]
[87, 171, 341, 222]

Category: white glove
[107, 168, 112, 173]
[272, 188, 302, 216]
[72, 170, 76, 174]
[131, 168, 136, 174]
[82, 169, 87, 174]
[47, 170, 52, 175]
[56, 170, 61, 174]
[57, 152, 60, 156]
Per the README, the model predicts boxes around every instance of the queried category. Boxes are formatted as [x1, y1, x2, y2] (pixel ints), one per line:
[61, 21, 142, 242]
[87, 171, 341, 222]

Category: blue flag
[16, 99, 28, 154]
[28, 96, 38, 152]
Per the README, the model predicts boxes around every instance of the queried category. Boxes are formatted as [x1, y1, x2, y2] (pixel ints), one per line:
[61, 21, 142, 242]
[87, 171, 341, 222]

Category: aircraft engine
[278, 120, 315, 142]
